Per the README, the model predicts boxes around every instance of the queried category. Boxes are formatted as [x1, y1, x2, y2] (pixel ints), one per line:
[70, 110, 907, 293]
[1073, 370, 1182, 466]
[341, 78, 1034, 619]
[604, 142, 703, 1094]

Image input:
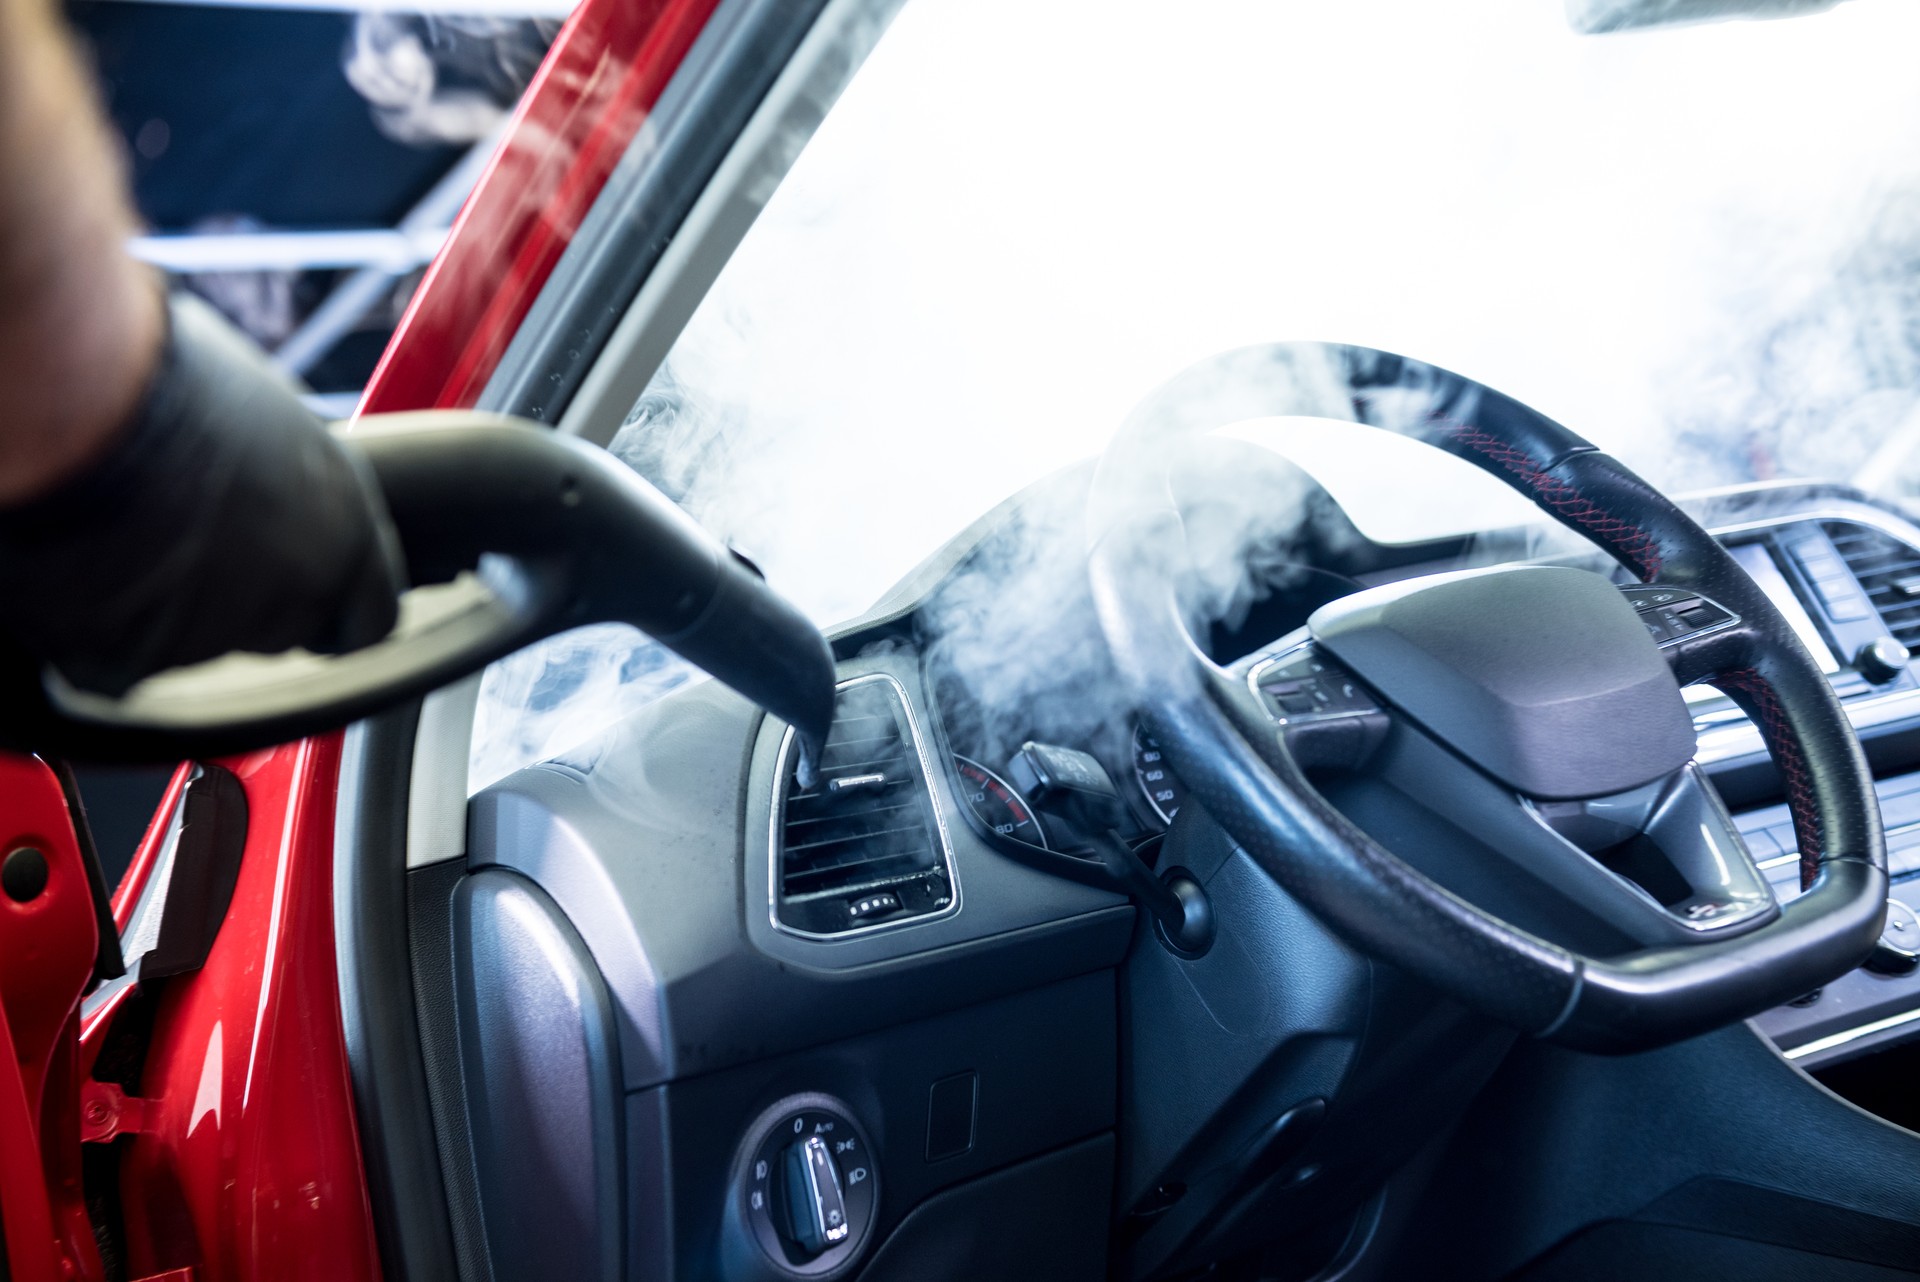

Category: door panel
[0, 754, 103, 1281]
[32, 0, 740, 1276]
[90, 738, 382, 1282]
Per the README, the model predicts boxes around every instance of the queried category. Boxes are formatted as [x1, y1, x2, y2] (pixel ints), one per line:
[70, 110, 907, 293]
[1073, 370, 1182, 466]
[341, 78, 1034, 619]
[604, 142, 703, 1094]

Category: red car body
[0, 2, 721, 1276]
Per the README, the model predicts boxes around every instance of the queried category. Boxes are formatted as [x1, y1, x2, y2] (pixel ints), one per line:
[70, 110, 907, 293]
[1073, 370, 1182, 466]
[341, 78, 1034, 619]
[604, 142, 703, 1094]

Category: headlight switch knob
[731, 1094, 878, 1277]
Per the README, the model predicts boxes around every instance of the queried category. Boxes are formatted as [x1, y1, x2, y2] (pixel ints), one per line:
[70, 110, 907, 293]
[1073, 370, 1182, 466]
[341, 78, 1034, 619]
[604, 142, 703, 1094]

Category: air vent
[772, 675, 956, 937]
[1826, 522, 1920, 651]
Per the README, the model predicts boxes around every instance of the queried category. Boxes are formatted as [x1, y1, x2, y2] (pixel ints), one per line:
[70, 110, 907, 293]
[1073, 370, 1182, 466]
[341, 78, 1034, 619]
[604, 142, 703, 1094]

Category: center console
[1744, 771, 1920, 1066]
[1690, 502, 1920, 1068]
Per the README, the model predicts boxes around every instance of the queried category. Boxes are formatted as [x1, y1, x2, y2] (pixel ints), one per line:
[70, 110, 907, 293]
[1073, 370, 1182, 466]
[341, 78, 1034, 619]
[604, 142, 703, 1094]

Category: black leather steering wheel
[1087, 343, 1887, 1053]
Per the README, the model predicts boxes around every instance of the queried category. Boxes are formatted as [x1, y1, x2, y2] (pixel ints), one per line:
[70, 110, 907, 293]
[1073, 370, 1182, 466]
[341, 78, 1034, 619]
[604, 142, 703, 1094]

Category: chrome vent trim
[1827, 520, 1920, 651]
[768, 673, 959, 940]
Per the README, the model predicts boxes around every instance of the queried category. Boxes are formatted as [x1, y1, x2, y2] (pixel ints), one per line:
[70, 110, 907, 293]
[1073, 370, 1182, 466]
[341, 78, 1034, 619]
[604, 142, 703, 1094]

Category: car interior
[102, 1, 1920, 1279]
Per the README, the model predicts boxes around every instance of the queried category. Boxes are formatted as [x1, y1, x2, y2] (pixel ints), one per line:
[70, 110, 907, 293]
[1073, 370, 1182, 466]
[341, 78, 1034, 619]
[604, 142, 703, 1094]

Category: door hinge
[79, 1080, 148, 1144]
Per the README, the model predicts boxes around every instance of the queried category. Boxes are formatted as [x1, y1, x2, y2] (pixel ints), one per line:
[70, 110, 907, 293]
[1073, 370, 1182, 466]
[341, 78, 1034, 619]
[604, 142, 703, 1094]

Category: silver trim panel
[1783, 1004, 1920, 1062]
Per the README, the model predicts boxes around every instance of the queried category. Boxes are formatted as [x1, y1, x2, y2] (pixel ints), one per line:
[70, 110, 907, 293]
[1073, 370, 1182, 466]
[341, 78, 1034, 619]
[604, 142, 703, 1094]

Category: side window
[468, 623, 698, 794]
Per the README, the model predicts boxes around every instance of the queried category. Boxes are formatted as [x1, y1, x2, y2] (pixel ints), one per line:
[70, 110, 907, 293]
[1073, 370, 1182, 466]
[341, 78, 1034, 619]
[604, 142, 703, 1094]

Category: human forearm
[0, 0, 162, 506]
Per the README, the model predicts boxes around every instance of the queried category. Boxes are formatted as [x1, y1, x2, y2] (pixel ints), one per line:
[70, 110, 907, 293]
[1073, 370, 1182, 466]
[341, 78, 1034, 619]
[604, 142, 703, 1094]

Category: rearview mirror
[1566, 0, 1846, 33]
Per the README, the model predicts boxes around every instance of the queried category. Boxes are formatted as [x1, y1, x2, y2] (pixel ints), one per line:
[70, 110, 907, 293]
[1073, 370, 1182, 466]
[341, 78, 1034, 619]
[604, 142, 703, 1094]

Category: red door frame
[0, 2, 726, 1278]
[362, 0, 724, 415]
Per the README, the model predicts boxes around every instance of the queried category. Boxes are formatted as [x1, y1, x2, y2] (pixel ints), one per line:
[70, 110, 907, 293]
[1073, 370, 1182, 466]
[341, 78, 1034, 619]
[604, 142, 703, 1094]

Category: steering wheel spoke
[1522, 763, 1779, 940]
[1224, 640, 1779, 949]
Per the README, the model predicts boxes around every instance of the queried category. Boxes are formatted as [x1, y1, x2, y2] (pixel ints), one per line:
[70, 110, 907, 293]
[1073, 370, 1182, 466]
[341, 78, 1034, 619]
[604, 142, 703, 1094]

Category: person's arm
[0, 0, 406, 696]
[0, 0, 162, 505]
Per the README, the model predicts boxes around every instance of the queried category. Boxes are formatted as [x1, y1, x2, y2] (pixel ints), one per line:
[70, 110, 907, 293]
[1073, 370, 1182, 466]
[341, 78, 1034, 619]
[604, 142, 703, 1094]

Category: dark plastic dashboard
[435, 442, 1920, 1282]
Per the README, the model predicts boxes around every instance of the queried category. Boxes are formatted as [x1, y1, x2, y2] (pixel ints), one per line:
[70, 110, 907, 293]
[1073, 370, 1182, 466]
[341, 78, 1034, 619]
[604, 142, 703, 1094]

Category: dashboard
[451, 439, 1920, 1282]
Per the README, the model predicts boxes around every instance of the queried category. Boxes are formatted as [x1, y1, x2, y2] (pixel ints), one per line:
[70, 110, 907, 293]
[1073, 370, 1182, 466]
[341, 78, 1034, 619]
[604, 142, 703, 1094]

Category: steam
[917, 444, 1341, 772]
[469, 0, 1920, 791]
[1661, 183, 1920, 490]
[343, 15, 558, 146]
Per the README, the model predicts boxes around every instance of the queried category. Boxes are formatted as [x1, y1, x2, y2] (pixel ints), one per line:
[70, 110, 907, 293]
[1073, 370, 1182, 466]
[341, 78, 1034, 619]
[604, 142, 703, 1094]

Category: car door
[0, 0, 803, 1278]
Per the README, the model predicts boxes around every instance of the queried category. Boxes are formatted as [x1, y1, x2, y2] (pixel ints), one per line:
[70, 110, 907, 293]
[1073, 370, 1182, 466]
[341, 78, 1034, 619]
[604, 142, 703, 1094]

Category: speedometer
[1133, 726, 1184, 824]
[953, 755, 1050, 848]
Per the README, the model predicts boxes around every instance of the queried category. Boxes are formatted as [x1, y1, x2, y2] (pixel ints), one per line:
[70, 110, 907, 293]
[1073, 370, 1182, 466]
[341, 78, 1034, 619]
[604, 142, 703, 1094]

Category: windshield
[469, 0, 1920, 790]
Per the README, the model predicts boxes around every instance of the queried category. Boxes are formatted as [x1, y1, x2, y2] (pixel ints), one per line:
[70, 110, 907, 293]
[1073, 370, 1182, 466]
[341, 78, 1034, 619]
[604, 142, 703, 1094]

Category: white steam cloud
[344, 15, 558, 147]
[470, 0, 1920, 791]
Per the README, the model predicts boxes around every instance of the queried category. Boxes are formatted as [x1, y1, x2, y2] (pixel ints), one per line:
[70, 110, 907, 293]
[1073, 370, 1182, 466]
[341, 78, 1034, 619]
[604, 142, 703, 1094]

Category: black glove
[0, 293, 407, 697]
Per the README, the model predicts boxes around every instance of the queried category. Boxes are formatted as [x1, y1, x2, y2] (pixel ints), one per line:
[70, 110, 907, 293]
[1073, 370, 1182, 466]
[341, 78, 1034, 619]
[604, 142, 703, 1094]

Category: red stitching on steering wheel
[1437, 422, 1664, 580]
[1717, 666, 1822, 890]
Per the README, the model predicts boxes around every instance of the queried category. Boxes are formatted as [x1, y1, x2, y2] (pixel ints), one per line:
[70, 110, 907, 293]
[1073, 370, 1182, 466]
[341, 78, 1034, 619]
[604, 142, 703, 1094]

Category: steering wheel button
[1624, 587, 1690, 610]
[1797, 551, 1847, 579]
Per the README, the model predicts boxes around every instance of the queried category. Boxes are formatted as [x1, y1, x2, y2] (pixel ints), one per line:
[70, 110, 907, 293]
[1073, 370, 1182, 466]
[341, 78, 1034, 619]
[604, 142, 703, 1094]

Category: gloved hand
[0, 293, 407, 697]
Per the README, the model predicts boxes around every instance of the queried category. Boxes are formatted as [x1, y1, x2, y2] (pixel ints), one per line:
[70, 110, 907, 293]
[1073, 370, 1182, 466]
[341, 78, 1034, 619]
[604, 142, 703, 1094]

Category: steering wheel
[1087, 343, 1886, 1053]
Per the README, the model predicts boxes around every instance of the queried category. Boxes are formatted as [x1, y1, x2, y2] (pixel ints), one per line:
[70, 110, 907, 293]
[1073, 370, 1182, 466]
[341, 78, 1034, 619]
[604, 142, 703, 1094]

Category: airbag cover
[1308, 566, 1695, 799]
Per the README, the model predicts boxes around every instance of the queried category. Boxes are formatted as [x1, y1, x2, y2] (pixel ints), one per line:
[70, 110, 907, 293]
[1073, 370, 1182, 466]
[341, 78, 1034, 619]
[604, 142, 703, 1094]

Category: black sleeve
[0, 291, 406, 696]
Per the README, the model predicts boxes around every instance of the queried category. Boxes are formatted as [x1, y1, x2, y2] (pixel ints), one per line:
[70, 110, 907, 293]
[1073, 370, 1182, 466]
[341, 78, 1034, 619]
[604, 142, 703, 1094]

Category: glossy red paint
[0, 754, 103, 1282]
[63, 3, 733, 1277]
[109, 737, 381, 1282]
[110, 762, 193, 934]
[360, 0, 723, 415]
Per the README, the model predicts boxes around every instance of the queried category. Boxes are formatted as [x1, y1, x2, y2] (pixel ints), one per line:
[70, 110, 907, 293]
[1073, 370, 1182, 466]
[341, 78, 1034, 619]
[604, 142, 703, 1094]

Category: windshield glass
[469, 0, 1920, 790]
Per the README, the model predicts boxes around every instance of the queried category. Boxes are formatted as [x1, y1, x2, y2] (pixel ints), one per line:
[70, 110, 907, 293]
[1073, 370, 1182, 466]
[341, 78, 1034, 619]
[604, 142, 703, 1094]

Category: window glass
[471, 0, 1920, 791]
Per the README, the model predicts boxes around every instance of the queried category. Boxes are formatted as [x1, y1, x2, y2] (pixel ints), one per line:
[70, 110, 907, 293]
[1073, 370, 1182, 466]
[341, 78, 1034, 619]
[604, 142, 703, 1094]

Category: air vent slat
[1827, 521, 1920, 651]
[780, 839, 934, 881]
[822, 744, 912, 762]
[773, 676, 950, 930]
[783, 809, 927, 847]
[783, 796, 917, 829]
